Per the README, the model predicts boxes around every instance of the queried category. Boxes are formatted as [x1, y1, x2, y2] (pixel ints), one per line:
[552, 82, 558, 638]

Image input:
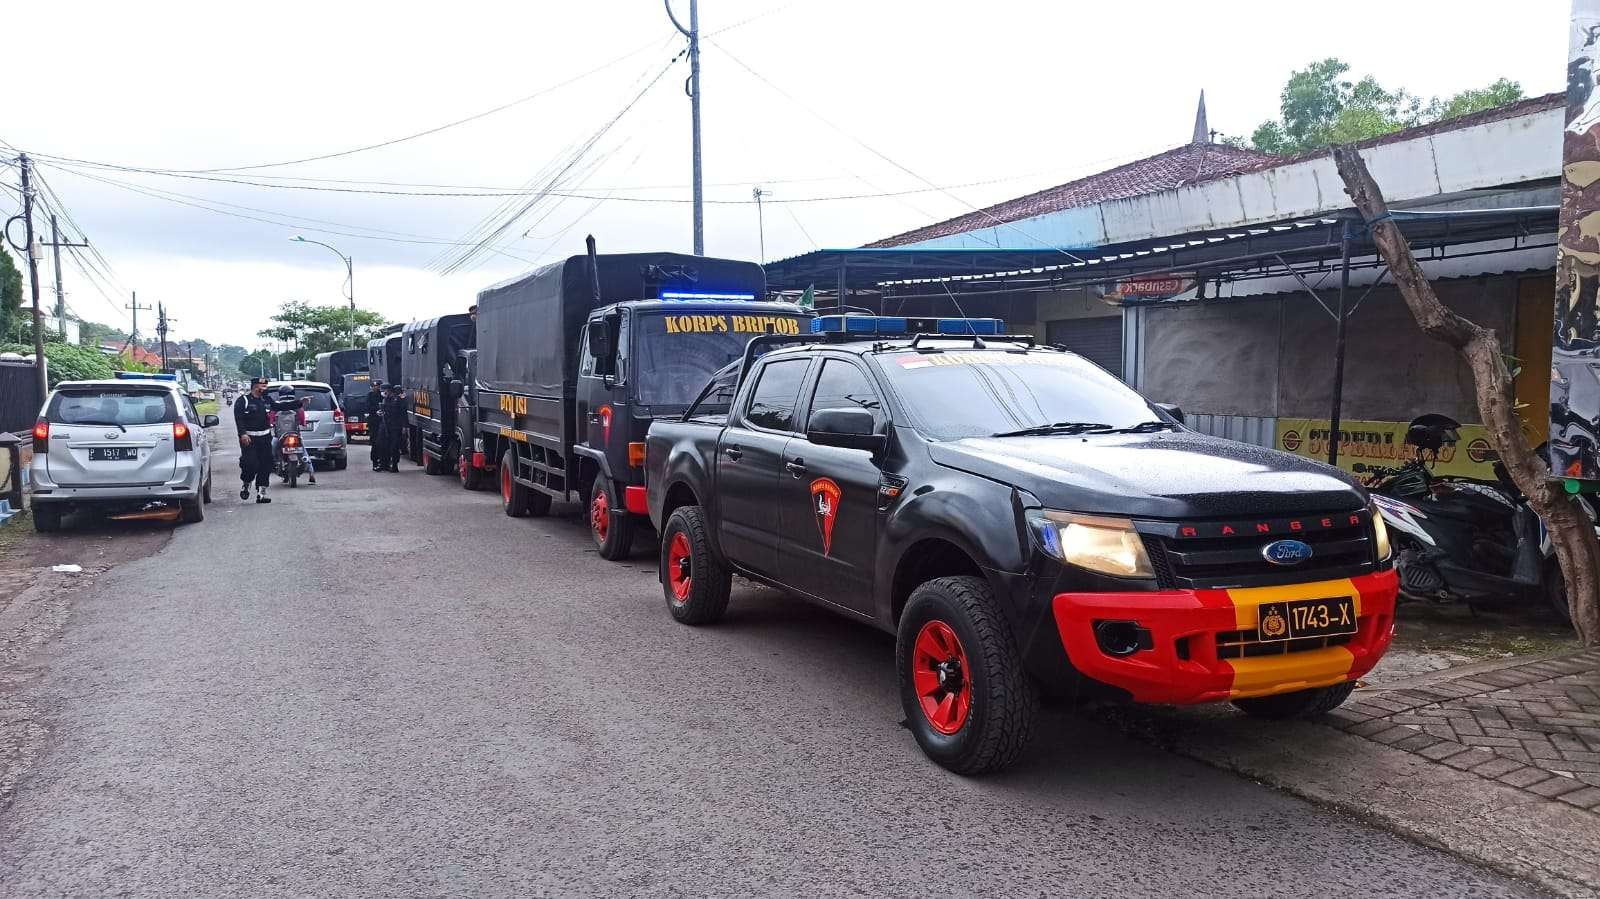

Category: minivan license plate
[1256, 597, 1356, 641]
[89, 447, 138, 461]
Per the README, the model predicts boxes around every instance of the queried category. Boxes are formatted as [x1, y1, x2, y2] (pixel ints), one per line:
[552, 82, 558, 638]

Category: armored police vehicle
[400, 313, 474, 473]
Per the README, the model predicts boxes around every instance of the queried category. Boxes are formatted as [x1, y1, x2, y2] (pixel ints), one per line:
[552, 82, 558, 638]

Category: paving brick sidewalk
[1326, 648, 1600, 813]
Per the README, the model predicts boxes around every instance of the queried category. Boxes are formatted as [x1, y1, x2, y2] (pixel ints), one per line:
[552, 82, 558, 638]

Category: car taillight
[32, 419, 48, 452]
[173, 421, 193, 451]
[334, 409, 345, 423]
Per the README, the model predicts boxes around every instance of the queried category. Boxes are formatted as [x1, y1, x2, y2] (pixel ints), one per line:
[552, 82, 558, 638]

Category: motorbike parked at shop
[1364, 414, 1594, 626]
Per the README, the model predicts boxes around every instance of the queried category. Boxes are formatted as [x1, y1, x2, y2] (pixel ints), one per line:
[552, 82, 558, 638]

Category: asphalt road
[0, 419, 1540, 897]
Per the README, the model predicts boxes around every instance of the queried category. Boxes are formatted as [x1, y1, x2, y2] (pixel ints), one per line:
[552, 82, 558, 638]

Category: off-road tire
[501, 449, 531, 517]
[660, 505, 730, 625]
[459, 448, 484, 491]
[896, 576, 1038, 775]
[31, 504, 62, 533]
[591, 472, 635, 561]
[1233, 681, 1356, 720]
[180, 495, 205, 524]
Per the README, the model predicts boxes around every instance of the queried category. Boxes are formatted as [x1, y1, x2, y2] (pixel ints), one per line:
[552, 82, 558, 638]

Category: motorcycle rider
[232, 377, 273, 503]
[269, 385, 317, 485]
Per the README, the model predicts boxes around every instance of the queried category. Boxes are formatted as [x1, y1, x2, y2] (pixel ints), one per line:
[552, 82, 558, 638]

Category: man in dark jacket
[232, 377, 273, 503]
[367, 381, 388, 471]
[378, 384, 407, 472]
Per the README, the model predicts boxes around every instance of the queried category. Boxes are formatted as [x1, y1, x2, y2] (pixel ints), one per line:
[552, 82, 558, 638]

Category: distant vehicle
[265, 381, 348, 471]
[647, 315, 1399, 774]
[314, 349, 369, 415]
[341, 372, 372, 440]
[366, 334, 402, 389]
[28, 372, 218, 531]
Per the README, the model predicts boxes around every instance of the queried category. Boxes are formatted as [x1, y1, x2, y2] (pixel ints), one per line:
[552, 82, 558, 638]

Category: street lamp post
[290, 235, 356, 346]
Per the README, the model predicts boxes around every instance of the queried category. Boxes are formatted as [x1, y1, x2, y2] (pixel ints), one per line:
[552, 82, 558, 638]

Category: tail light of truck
[628, 441, 646, 468]
[173, 421, 193, 451]
[32, 419, 48, 452]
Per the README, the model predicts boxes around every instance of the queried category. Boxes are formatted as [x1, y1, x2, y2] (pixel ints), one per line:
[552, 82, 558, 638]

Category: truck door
[778, 358, 884, 615]
[716, 356, 811, 577]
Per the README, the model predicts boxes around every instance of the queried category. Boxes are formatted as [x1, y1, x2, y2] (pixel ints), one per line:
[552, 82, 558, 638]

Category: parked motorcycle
[1365, 414, 1595, 626]
[277, 433, 305, 488]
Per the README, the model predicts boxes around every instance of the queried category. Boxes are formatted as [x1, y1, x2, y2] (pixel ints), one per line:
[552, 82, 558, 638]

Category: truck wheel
[31, 504, 62, 533]
[660, 505, 730, 625]
[459, 451, 483, 490]
[896, 576, 1037, 775]
[500, 449, 531, 517]
[590, 473, 635, 561]
[180, 495, 205, 524]
[1233, 681, 1356, 720]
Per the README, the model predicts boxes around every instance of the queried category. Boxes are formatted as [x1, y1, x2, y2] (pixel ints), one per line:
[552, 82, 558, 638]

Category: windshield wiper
[1104, 420, 1177, 434]
[990, 421, 1114, 438]
[74, 419, 126, 432]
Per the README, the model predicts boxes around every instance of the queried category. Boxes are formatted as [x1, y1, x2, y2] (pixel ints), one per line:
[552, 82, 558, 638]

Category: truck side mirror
[586, 319, 615, 377]
[1155, 403, 1185, 425]
[806, 407, 885, 453]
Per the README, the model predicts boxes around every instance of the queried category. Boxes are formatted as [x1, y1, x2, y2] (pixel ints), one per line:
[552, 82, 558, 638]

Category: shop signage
[1273, 417, 1498, 480]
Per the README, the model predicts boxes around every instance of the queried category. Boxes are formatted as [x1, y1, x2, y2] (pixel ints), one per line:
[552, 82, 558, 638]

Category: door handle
[724, 445, 743, 461]
[785, 457, 806, 477]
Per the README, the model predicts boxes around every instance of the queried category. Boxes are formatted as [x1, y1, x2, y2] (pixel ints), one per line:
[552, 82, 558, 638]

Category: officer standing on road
[378, 383, 406, 472]
[367, 380, 387, 471]
[232, 377, 273, 503]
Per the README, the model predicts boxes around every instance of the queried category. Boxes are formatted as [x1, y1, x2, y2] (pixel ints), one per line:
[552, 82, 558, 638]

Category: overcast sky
[0, 0, 1571, 348]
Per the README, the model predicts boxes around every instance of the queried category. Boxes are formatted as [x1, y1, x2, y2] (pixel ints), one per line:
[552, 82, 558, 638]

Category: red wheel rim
[501, 465, 512, 503]
[667, 532, 692, 602]
[459, 454, 469, 484]
[912, 620, 972, 735]
[590, 489, 610, 544]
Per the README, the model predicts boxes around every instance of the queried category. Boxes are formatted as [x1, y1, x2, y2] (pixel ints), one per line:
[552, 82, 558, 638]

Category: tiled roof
[867, 92, 1566, 250]
[866, 143, 1279, 248]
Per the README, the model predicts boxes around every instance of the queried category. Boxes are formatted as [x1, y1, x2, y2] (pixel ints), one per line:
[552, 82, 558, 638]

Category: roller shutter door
[1047, 317, 1124, 380]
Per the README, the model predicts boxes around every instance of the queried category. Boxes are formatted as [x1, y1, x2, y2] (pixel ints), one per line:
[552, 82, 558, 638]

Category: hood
[927, 430, 1364, 519]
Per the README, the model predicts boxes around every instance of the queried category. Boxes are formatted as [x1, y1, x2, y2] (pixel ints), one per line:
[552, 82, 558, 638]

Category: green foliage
[76, 319, 128, 347]
[257, 301, 389, 371]
[0, 248, 23, 342]
[0, 340, 116, 385]
[238, 349, 278, 379]
[1246, 59, 1523, 155]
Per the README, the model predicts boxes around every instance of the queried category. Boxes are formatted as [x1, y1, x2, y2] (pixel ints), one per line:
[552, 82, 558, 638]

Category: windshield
[270, 387, 336, 411]
[47, 389, 177, 426]
[877, 348, 1162, 440]
[633, 312, 809, 406]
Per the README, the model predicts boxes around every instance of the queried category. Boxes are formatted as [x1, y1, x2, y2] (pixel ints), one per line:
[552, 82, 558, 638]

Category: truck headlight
[1027, 511, 1154, 578]
[1369, 499, 1392, 560]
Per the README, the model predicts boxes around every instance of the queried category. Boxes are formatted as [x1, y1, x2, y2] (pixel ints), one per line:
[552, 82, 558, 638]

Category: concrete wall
[1139, 275, 1522, 425]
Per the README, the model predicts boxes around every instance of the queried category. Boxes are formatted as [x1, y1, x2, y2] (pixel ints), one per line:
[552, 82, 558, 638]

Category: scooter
[277, 433, 305, 489]
[1366, 414, 1595, 625]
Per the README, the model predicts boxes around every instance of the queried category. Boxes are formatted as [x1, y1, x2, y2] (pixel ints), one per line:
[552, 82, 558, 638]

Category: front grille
[1215, 629, 1353, 660]
[1143, 510, 1376, 589]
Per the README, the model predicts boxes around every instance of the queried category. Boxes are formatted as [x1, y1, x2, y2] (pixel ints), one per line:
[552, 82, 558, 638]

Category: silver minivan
[28, 374, 216, 532]
[267, 381, 348, 470]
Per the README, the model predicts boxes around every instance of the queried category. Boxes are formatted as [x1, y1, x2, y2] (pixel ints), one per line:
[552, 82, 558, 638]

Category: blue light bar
[658, 291, 757, 301]
[114, 371, 177, 380]
[810, 315, 1005, 336]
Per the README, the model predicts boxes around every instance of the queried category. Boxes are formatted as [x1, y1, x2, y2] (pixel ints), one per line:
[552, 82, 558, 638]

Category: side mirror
[806, 407, 885, 453]
[1155, 403, 1185, 425]
[586, 319, 611, 359]
[202, 414, 220, 429]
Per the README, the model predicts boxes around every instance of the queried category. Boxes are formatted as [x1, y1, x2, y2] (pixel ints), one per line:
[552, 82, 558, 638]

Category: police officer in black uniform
[364, 379, 385, 469]
[379, 384, 407, 472]
[233, 377, 273, 503]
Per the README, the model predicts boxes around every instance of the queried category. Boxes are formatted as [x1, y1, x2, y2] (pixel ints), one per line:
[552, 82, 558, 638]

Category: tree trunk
[1331, 144, 1600, 645]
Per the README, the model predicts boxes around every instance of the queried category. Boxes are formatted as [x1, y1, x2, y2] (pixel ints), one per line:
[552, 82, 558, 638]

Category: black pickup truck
[646, 315, 1400, 774]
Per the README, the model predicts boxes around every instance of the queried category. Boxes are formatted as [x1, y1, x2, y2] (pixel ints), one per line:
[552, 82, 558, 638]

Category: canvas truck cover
[400, 313, 475, 396]
[314, 349, 368, 394]
[475, 252, 767, 396]
[367, 334, 402, 386]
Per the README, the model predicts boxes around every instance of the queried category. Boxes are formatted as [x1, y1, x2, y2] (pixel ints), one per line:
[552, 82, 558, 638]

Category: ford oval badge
[1261, 539, 1314, 566]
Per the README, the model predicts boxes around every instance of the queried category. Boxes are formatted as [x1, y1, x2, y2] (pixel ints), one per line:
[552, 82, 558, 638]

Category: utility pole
[125, 291, 152, 353]
[666, 0, 703, 255]
[156, 302, 176, 373]
[752, 186, 768, 262]
[5, 154, 48, 405]
[43, 215, 88, 341]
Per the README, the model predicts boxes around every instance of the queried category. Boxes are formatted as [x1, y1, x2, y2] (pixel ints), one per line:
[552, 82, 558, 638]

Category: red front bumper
[1051, 569, 1398, 705]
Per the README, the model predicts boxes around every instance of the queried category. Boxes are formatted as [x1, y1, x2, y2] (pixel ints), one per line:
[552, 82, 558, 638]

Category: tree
[257, 301, 389, 372]
[1249, 59, 1523, 155]
[0, 248, 23, 343]
[0, 340, 116, 385]
[1332, 145, 1600, 645]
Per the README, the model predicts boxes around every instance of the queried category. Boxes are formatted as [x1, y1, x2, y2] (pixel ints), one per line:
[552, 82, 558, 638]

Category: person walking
[233, 377, 273, 503]
[379, 384, 406, 472]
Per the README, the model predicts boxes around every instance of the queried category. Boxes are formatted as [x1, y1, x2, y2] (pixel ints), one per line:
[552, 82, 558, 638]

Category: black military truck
[366, 333, 402, 386]
[464, 247, 809, 559]
[645, 314, 1399, 774]
[401, 313, 475, 473]
[314, 348, 369, 435]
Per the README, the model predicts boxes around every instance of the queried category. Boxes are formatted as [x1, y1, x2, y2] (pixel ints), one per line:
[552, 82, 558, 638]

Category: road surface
[0, 419, 1539, 896]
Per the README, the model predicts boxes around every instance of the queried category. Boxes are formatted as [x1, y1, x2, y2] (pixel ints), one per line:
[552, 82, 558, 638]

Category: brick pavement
[1324, 648, 1600, 813]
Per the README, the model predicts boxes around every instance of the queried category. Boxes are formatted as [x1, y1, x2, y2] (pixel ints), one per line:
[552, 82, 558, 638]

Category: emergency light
[809, 315, 1006, 336]
[658, 291, 757, 301]
[114, 371, 178, 380]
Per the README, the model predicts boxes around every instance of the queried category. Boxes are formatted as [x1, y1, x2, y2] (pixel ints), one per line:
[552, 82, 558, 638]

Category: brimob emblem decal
[811, 477, 841, 556]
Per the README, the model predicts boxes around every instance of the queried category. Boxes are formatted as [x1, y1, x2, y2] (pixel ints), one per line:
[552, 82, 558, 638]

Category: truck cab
[646, 315, 1400, 774]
